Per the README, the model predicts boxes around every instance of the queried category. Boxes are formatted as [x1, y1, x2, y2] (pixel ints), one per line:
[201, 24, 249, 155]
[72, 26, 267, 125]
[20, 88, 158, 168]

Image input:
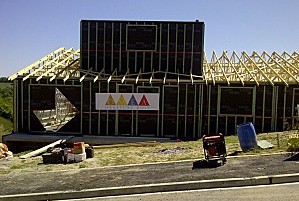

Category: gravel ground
[0, 153, 299, 195]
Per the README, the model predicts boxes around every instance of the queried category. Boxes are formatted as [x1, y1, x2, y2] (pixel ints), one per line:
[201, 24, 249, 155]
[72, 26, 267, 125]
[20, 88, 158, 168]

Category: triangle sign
[106, 95, 116, 105]
[128, 95, 138, 106]
[117, 95, 127, 105]
[139, 95, 150, 106]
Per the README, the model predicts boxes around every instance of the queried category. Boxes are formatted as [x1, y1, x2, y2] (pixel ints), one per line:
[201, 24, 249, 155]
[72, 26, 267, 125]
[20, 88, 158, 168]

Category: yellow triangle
[105, 95, 116, 105]
[117, 95, 127, 106]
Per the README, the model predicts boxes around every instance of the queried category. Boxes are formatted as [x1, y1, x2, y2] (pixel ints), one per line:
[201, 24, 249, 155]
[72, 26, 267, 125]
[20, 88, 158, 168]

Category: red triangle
[139, 95, 149, 106]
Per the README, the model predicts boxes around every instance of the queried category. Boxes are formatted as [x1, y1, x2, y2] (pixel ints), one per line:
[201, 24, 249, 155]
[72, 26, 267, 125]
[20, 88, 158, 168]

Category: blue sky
[0, 0, 298, 77]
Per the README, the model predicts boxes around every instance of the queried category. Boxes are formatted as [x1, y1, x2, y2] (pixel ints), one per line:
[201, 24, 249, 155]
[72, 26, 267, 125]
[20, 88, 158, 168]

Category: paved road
[64, 182, 299, 201]
[1, 153, 298, 195]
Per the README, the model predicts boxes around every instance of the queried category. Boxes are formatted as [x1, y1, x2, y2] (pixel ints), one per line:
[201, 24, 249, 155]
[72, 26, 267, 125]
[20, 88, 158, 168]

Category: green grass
[287, 138, 299, 152]
[0, 131, 294, 175]
[0, 82, 12, 89]
[0, 116, 12, 131]
[79, 162, 89, 168]
[0, 116, 12, 142]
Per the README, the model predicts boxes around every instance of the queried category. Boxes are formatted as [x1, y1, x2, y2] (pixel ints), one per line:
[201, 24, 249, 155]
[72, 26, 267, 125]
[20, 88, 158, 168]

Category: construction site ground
[0, 152, 298, 196]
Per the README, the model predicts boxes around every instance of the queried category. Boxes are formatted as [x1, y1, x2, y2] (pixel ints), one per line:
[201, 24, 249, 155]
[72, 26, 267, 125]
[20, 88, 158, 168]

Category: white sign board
[96, 93, 159, 110]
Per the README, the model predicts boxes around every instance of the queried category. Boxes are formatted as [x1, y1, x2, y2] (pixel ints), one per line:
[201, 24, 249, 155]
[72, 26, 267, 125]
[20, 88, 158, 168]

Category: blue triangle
[128, 95, 138, 106]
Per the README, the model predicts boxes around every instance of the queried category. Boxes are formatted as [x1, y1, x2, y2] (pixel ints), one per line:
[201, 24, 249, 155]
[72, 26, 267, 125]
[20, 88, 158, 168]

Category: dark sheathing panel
[80, 20, 204, 76]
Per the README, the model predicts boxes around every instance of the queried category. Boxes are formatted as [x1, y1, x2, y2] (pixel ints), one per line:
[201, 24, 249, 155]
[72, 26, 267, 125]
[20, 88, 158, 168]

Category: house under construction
[5, 20, 299, 144]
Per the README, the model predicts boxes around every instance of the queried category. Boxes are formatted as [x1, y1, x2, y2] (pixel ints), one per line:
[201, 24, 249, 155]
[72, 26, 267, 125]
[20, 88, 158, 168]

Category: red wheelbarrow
[202, 133, 227, 165]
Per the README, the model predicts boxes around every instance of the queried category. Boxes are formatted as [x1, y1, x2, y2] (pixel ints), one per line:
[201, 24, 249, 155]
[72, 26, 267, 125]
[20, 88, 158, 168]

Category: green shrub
[0, 85, 13, 120]
[287, 138, 299, 152]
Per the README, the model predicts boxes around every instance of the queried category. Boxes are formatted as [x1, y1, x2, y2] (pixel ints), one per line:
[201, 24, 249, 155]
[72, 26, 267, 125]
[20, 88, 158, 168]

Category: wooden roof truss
[204, 51, 299, 86]
[8, 47, 80, 81]
[8, 47, 299, 86]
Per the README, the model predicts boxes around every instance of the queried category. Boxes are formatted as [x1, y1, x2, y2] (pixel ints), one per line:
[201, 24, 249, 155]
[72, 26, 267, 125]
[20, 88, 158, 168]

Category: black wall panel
[80, 20, 204, 75]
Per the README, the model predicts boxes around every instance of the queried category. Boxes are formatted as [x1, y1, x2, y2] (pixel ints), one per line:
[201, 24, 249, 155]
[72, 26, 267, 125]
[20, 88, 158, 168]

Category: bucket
[73, 142, 85, 154]
[236, 122, 257, 152]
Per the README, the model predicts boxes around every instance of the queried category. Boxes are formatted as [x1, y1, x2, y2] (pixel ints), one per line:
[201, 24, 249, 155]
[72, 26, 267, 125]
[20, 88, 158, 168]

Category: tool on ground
[202, 133, 227, 165]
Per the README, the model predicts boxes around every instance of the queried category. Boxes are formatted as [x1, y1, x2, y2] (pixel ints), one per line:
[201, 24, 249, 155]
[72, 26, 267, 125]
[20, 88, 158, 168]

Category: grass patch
[0, 116, 12, 142]
[287, 138, 299, 152]
[0, 82, 12, 89]
[93, 132, 291, 167]
[0, 116, 12, 131]
[0, 131, 294, 175]
[10, 159, 39, 170]
[79, 162, 89, 169]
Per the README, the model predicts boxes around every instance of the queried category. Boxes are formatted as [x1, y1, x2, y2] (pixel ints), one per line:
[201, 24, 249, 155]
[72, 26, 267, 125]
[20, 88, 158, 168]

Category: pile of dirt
[159, 147, 185, 154]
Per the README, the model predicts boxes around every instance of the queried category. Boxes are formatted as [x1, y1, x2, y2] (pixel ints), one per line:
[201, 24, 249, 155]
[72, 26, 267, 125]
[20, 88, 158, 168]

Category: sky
[0, 0, 298, 77]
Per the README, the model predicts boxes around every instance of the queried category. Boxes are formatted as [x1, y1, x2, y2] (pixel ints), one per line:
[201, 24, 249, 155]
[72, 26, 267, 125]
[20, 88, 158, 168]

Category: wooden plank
[19, 139, 65, 159]
[93, 141, 160, 149]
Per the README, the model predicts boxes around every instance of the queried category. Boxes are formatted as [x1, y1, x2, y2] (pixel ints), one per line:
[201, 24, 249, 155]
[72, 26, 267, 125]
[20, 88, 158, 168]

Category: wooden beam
[212, 51, 230, 85]
[233, 51, 259, 86]
[149, 69, 155, 84]
[121, 68, 129, 83]
[9, 47, 65, 80]
[107, 68, 117, 83]
[264, 51, 299, 84]
[36, 48, 77, 81]
[272, 52, 299, 73]
[93, 67, 105, 82]
[223, 51, 244, 86]
[80, 67, 93, 82]
[50, 59, 79, 82]
[135, 68, 142, 84]
[242, 51, 275, 86]
[19, 139, 66, 159]
[253, 51, 288, 86]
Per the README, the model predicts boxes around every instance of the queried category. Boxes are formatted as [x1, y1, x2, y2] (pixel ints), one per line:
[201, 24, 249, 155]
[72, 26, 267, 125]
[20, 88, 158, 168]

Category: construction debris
[19, 139, 66, 159]
[0, 143, 13, 159]
[257, 140, 274, 149]
[42, 141, 93, 164]
[159, 147, 185, 154]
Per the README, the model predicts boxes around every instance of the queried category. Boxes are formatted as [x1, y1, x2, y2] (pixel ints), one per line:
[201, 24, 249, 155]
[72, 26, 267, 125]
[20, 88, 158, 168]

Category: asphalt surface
[0, 153, 299, 196]
[79, 182, 299, 201]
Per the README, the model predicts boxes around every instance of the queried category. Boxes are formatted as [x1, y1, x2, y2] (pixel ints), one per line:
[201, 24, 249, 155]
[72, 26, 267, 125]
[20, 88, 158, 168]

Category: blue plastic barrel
[236, 122, 257, 152]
